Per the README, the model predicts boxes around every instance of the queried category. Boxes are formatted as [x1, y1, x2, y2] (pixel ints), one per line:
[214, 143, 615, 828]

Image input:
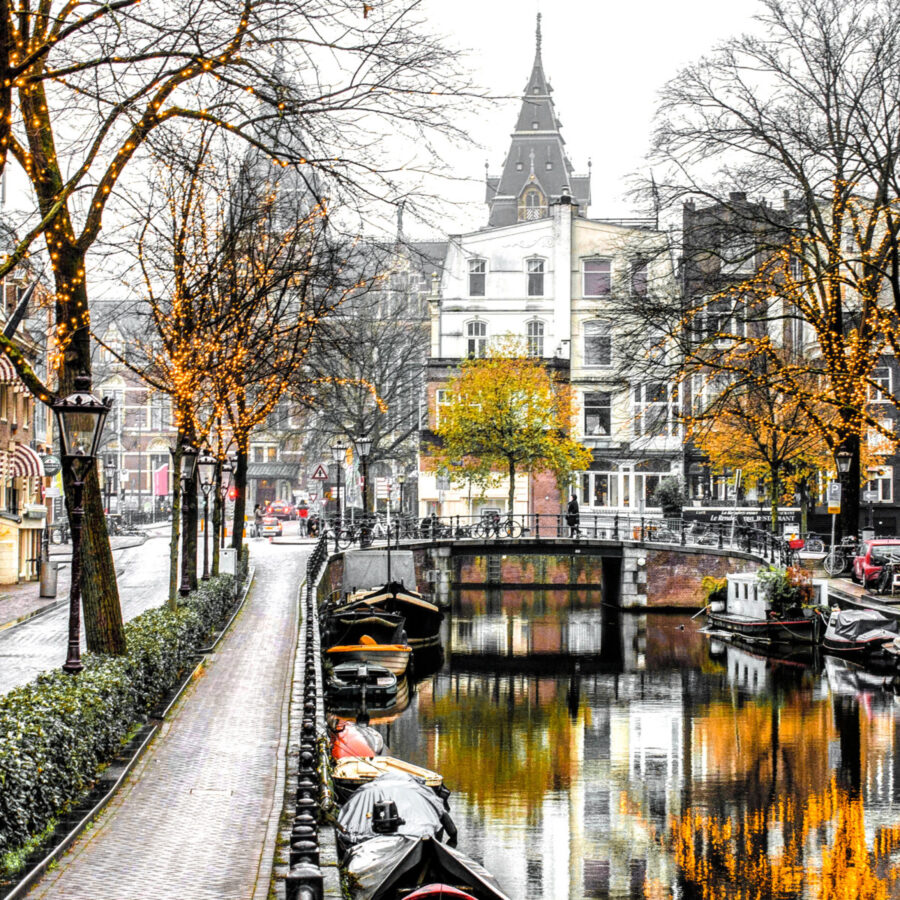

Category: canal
[375, 587, 900, 899]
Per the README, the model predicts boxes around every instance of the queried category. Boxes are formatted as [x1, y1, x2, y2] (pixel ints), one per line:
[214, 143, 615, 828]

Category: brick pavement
[27, 540, 307, 900]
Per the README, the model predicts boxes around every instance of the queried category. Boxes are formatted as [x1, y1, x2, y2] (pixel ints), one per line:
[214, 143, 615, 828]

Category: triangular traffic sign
[312, 464, 329, 481]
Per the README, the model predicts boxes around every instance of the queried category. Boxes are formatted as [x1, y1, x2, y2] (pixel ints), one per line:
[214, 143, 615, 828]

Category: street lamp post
[331, 441, 347, 527]
[103, 454, 115, 514]
[178, 443, 199, 596]
[356, 437, 373, 548]
[197, 449, 217, 580]
[51, 375, 113, 674]
[396, 473, 406, 518]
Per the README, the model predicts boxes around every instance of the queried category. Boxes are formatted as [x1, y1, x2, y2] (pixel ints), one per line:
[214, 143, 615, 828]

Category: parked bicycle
[48, 520, 70, 544]
[874, 552, 900, 594]
[823, 535, 859, 577]
[473, 512, 522, 539]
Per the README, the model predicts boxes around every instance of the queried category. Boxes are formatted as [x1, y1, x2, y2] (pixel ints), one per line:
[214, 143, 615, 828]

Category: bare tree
[0, 0, 484, 652]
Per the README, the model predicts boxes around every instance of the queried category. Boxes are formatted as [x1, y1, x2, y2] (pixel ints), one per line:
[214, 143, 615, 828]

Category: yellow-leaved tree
[434, 342, 592, 514]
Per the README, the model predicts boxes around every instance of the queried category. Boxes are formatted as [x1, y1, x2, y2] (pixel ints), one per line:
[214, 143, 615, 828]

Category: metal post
[202, 491, 210, 580]
[62, 474, 85, 674]
[179, 477, 192, 597]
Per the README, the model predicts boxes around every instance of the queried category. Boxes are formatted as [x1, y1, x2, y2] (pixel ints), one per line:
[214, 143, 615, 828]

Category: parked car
[852, 539, 900, 586]
[260, 515, 283, 537]
[266, 499, 296, 520]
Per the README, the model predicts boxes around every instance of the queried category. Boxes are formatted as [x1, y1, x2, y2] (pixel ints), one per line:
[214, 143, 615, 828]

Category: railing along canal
[286, 532, 331, 900]
[322, 512, 795, 566]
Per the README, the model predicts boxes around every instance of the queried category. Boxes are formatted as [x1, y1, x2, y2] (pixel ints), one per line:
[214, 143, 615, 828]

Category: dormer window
[468, 258, 486, 296]
[531, 122, 539, 129]
[533, 87, 540, 95]
[516, 162, 523, 171]
[518, 188, 546, 222]
[545, 161, 552, 170]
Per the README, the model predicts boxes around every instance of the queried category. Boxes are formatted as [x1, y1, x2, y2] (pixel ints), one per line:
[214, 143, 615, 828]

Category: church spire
[484, 14, 591, 227]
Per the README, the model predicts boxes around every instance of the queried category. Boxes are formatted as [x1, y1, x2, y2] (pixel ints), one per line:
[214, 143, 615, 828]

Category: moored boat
[330, 720, 386, 760]
[323, 609, 407, 649]
[332, 755, 446, 803]
[343, 834, 511, 900]
[327, 663, 399, 705]
[326, 634, 412, 676]
[343, 581, 443, 650]
[823, 606, 900, 655]
[707, 572, 827, 643]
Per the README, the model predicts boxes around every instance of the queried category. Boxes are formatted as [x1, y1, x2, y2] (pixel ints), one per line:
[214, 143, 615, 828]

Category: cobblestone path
[28, 540, 306, 900]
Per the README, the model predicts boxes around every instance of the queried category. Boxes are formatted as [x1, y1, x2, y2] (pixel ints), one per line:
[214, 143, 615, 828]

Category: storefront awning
[247, 462, 301, 481]
[11, 444, 44, 478]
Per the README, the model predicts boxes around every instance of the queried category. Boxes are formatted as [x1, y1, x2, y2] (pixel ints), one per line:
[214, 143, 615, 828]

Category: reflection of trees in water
[672, 693, 900, 899]
[674, 779, 900, 900]
[419, 673, 582, 823]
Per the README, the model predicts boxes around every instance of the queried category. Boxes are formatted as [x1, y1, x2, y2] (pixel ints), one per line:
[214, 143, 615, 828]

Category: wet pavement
[26, 537, 307, 900]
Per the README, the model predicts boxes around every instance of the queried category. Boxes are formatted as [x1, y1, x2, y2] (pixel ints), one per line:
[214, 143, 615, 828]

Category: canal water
[375, 588, 900, 899]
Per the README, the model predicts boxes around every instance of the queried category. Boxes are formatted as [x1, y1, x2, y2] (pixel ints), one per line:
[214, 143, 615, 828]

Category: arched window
[526, 258, 545, 297]
[468, 258, 486, 296]
[526, 320, 544, 357]
[518, 188, 546, 221]
[466, 320, 487, 358]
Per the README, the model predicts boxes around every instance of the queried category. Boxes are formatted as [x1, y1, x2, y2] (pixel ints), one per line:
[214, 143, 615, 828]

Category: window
[519, 188, 546, 221]
[868, 420, 893, 451]
[435, 389, 450, 429]
[633, 382, 680, 437]
[526, 320, 544, 357]
[267, 446, 278, 462]
[468, 258, 486, 297]
[721, 235, 756, 274]
[584, 391, 611, 437]
[631, 261, 648, 297]
[867, 466, 893, 502]
[583, 259, 611, 297]
[580, 468, 618, 508]
[466, 320, 487, 358]
[150, 395, 170, 431]
[516, 161, 523, 171]
[583, 321, 612, 367]
[870, 366, 892, 403]
[526, 258, 545, 297]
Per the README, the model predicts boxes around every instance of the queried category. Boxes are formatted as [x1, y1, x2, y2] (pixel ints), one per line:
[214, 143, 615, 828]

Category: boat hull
[326, 645, 411, 676]
[332, 755, 445, 803]
[707, 611, 818, 643]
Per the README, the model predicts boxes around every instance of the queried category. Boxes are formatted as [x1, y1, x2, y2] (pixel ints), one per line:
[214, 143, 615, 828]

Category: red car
[852, 539, 900, 586]
[265, 499, 296, 520]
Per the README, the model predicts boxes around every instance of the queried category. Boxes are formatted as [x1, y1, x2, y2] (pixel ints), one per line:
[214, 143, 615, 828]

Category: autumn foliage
[434, 342, 591, 512]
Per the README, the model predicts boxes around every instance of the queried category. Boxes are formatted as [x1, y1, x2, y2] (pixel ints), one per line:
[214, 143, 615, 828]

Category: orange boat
[325, 633, 411, 676]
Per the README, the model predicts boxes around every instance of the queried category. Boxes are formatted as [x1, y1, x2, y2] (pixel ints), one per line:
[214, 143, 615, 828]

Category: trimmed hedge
[0, 574, 241, 862]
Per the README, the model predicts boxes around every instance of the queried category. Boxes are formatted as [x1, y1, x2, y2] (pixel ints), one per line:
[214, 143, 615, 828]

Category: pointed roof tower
[485, 15, 591, 227]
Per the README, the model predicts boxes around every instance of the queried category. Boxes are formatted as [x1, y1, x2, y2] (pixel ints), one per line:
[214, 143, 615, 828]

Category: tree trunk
[55, 246, 125, 655]
[770, 468, 780, 532]
[168, 444, 182, 609]
[507, 458, 516, 515]
[231, 444, 248, 556]
[181, 470, 198, 592]
[212, 462, 221, 576]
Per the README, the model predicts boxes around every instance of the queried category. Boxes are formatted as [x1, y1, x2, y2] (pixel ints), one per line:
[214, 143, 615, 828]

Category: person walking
[253, 503, 263, 538]
[566, 494, 580, 538]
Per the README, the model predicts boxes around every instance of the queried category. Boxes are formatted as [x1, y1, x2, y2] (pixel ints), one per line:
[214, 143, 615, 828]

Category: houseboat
[707, 572, 827, 644]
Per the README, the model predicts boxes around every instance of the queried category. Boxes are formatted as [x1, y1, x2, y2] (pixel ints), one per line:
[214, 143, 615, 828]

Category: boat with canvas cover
[343, 581, 444, 650]
[823, 606, 900, 655]
[343, 835, 511, 900]
[330, 720, 386, 760]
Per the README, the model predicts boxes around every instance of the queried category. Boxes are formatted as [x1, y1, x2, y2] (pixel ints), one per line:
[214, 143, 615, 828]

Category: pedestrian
[298, 502, 308, 537]
[566, 494, 580, 538]
[253, 503, 263, 538]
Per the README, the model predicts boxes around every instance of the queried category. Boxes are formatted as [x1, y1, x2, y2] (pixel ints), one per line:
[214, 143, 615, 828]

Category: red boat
[330, 721, 385, 760]
[406, 887, 478, 900]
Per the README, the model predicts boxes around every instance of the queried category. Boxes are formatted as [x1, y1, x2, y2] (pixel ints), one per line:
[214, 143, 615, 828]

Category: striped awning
[11, 444, 44, 478]
[0, 354, 17, 384]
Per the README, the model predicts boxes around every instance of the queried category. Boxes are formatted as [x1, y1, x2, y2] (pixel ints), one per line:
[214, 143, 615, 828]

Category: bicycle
[874, 552, 900, 594]
[474, 514, 522, 539]
[49, 521, 70, 544]
[823, 535, 859, 577]
[802, 532, 826, 553]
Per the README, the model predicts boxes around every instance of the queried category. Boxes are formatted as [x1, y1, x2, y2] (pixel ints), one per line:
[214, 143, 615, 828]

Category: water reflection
[379, 589, 900, 899]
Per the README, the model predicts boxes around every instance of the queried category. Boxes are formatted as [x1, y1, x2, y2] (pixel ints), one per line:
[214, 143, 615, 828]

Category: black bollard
[286, 862, 324, 900]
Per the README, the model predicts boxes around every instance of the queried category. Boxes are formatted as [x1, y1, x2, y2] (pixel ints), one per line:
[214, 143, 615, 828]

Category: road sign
[827, 481, 842, 514]
[312, 464, 329, 481]
[308, 491, 317, 501]
[863, 489, 879, 502]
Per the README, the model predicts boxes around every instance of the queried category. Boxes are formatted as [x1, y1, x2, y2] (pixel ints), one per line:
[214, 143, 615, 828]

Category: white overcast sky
[418, 0, 764, 232]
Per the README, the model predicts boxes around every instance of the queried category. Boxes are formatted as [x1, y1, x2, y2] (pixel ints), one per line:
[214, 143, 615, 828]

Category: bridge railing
[323, 513, 790, 564]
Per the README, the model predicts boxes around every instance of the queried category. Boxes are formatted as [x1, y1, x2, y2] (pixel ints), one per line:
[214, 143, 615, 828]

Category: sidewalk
[0, 535, 149, 632]
[26, 541, 307, 900]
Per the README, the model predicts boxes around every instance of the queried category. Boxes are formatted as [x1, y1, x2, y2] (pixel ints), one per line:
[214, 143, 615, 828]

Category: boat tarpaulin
[825, 608, 900, 645]
[344, 835, 512, 900]
[337, 773, 452, 851]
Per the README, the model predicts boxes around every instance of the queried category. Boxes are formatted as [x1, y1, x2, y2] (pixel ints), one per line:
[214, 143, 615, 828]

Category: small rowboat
[332, 755, 445, 802]
[330, 721, 386, 760]
[343, 581, 443, 650]
[326, 634, 411, 676]
[327, 663, 398, 704]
